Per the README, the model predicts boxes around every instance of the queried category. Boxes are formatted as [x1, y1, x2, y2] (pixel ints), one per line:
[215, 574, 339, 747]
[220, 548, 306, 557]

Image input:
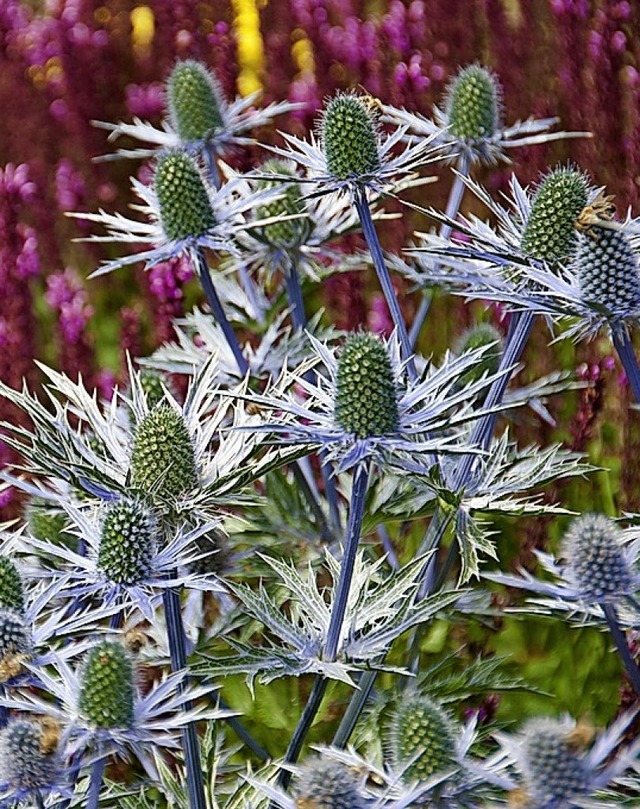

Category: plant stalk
[603, 602, 640, 697]
[612, 323, 640, 404]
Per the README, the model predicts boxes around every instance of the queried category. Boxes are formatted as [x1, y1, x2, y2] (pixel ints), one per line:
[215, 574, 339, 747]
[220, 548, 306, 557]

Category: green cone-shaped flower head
[0, 719, 59, 792]
[0, 609, 30, 681]
[390, 695, 457, 783]
[97, 501, 153, 585]
[576, 226, 640, 314]
[78, 641, 135, 729]
[167, 59, 224, 143]
[455, 323, 503, 387]
[294, 757, 367, 808]
[521, 167, 588, 265]
[334, 333, 399, 439]
[446, 65, 499, 141]
[154, 150, 216, 242]
[139, 369, 169, 409]
[321, 93, 381, 180]
[255, 159, 312, 249]
[520, 718, 587, 804]
[0, 556, 24, 613]
[562, 513, 633, 601]
[130, 404, 198, 501]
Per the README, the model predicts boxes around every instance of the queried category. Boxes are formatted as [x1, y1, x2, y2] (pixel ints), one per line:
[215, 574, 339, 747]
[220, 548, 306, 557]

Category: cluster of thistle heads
[1, 55, 640, 809]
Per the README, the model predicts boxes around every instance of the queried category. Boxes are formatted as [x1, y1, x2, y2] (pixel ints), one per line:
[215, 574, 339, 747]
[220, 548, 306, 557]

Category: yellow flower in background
[232, 0, 264, 95]
[131, 5, 154, 59]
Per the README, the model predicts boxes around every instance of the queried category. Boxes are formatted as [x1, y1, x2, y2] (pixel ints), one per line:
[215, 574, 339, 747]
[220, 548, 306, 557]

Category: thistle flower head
[518, 717, 587, 805]
[130, 404, 198, 501]
[454, 323, 503, 387]
[321, 92, 381, 180]
[562, 513, 633, 602]
[334, 333, 400, 439]
[0, 718, 60, 794]
[520, 167, 588, 265]
[97, 501, 153, 586]
[154, 150, 216, 242]
[576, 225, 640, 315]
[0, 609, 30, 682]
[78, 641, 135, 729]
[0, 556, 24, 613]
[446, 64, 500, 141]
[167, 59, 224, 143]
[255, 159, 312, 249]
[293, 756, 366, 808]
[389, 695, 457, 783]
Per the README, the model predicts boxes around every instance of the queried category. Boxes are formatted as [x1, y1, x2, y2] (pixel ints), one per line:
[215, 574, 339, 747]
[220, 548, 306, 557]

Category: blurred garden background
[2, 0, 640, 738]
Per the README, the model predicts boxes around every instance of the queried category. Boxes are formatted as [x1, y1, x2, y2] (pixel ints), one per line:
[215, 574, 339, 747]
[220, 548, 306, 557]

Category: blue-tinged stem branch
[354, 190, 417, 381]
[603, 602, 640, 697]
[163, 582, 207, 809]
[194, 248, 249, 377]
[612, 324, 640, 404]
[409, 153, 470, 348]
[332, 668, 377, 748]
[86, 757, 106, 809]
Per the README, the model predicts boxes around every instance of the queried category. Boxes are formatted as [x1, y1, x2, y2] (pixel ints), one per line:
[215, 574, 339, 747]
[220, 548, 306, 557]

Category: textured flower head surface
[484, 513, 640, 624]
[224, 159, 372, 285]
[69, 149, 285, 279]
[384, 63, 589, 166]
[16, 500, 226, 623]
[239, 331, 515, 473]
[0, 716, 69, 807]
[0, 358, 289, 522]
[495, 711, 640, 808]
[396, 168, 639, 341]
[266, 90, 443, 199]
[196, 549, 461, 686]
[0, 639, 226, 780]
[93, 58, 298, 161]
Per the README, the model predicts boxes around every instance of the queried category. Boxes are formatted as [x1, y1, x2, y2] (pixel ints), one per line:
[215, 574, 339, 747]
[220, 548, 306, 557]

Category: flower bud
[577, 226, 640, 315]
[78, 641, 135, 729]
[97, 501, 153, 586]
[0, 556, 24, 613]
[321, 93, 381, 180]
[154, 150, 216, 242]
[0, 719, 59, 793]
[255, 160, 312, 249]
[167, 60, 224, 143]
[294, 757, 366, 808]
[519, 718, 586, 804]
[334, 334, 399, 439]
[446, 65, 499, 141]
[389, 695, 457, 782]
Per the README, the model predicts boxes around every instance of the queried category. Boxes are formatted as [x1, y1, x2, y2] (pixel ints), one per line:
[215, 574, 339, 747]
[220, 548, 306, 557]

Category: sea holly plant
[3, 49, 640, 809]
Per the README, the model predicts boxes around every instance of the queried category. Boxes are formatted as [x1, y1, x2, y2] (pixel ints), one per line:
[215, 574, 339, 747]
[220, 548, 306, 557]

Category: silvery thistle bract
[68, 149, 285, 279]
[265, 91, 443, 200]
[384, 64, 589, 167]
[493, 712, 640, 808]
[93, 58, 298, 161]
[484, 513, 640, 626]
[0, 358, 292, 522]
[196, 548, 461, 685]
[0, 639, 227, 781]
[237, 331, 516, 474]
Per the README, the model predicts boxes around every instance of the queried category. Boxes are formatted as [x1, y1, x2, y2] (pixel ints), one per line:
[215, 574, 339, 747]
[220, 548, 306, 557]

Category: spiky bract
[321, 93, 381, 180]
[167, 60, 224, 143]
[520, 168, 588, 265]
[0, 556, 24, 613]
[577, 226, 640, 314]
[130, 404, 198, 501]
[293, 757, 366, 808]
[446, 65, 499, 141]
[562, 513, 632, 601]
[78, 642, 135, 729]
[97, 501, 153, 586]
[0, 719, 58, 792]
[154, 150, 216, 242]
[255, 159, 312, 249]
[520, 718, 586, 804]
[334, 333, 399, 439]
[389, 695, 457, 783]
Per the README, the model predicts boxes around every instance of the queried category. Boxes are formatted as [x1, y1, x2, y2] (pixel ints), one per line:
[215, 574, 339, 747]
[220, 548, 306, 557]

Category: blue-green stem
[409, 154, 471, 348]
[217, 695, 269, 760]
[333, 668, 377, 748]
[603, 602, 640, 697]
[275, 462, 370, 786]
[163, 582, 207, 809]
[354, 190, 417, 381]
[86, 757, 106, 809]
[612, 324, 640, 404]
[194, 248, 249, 377]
